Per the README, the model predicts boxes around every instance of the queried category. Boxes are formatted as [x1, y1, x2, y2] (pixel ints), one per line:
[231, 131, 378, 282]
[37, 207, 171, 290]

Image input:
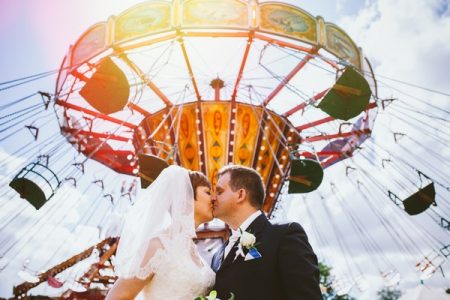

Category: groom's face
[213, 172, 238, 219]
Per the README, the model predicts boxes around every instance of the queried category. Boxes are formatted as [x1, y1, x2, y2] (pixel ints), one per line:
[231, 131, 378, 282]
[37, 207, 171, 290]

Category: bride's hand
[105, 274, 154, 300]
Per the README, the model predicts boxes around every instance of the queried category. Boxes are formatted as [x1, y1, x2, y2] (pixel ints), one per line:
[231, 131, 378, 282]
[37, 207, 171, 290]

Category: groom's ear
[236, 188, 247, 203]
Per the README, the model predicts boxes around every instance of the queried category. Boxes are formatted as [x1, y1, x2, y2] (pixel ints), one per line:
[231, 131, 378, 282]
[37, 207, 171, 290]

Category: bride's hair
[189, 171, 211, 200]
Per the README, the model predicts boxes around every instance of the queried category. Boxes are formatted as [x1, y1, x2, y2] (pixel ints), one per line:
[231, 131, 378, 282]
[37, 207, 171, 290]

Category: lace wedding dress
[113, 166, 215, 299]
[137, 234, 215, 299]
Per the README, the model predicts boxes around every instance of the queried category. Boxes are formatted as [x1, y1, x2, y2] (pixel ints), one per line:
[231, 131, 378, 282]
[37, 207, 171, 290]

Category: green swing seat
[137, 153, 170, 189]
[79, 57, 130, 115]
[288, 156, 324, 194]
[403, 182, 436, 215]
[318, 67, 372, 121]
[9, 162, 60, 210]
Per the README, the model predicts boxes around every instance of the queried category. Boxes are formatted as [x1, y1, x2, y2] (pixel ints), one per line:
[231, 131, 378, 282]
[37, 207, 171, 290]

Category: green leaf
[208, 290, 217, 299]
[227, 292, 235, 300]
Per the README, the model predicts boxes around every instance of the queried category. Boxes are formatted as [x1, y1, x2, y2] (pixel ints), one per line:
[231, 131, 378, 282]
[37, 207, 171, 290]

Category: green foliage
[377, 287, 402, 300]
[195, 290, 234, 300]
[319, 262, 357, 300]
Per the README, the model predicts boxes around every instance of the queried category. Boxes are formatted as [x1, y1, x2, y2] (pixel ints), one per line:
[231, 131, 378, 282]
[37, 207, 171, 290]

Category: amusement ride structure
[0, 0, 449, 298]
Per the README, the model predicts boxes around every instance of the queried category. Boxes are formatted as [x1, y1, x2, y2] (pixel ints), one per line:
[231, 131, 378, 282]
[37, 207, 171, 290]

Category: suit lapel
[218, 213, 269, 271]
[246, 213, 270, 236]
[219, 240, 239, 270]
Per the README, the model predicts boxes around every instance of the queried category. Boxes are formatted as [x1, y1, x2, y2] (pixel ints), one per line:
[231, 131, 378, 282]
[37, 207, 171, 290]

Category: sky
[1, 0, 450, 299]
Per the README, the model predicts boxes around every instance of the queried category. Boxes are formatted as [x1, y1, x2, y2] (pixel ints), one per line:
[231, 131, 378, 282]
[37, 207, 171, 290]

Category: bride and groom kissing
[106, 164, 322, 299]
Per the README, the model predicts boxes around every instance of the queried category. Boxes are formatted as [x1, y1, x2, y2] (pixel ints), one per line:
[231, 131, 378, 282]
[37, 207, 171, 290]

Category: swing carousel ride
[0, 0, 449, 298]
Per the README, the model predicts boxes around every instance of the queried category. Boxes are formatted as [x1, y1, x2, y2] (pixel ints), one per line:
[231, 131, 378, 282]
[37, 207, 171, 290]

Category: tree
[319, 262, 357, 300]
[377, 287, 402, 300]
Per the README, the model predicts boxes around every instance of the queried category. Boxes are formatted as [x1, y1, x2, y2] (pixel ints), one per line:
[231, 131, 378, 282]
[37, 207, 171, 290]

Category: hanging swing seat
[137, 153, 169, 189]
[9, 178, 46, 210]
[9, 162, 60, 210]
[318, 67, 371, 121]
[288, 155, 324, 194]
[403, 182, 436, 215]
[79, 57, 130, 115]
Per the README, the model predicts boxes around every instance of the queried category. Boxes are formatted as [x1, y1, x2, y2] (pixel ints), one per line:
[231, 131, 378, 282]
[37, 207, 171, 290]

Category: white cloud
[0, 181, 105, 298]
[0, 147, 26, 175]
[340, 0, 450, 92]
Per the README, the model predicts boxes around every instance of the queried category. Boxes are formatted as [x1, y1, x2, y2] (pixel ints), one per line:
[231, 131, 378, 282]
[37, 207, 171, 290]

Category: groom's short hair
[218, 165, 265, 209]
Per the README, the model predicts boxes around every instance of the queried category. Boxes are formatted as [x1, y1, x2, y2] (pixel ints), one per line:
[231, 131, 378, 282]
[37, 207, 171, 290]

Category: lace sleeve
[138, 237, 167, 279]
[115, 236, 168, 280]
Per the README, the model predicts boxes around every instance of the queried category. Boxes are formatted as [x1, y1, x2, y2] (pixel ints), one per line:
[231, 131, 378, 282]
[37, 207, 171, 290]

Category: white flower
[240, 231, 256, 248]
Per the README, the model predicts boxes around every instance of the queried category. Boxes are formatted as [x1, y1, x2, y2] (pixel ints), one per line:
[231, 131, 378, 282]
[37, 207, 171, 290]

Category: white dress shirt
[223, 210, 262, 259]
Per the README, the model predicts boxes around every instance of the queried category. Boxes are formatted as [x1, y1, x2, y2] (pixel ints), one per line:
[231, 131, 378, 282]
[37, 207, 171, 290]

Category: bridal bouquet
[195, 290, 235, 300]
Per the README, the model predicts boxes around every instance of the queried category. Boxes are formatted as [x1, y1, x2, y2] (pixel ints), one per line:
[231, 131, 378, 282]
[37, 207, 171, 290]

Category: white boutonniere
[234, 230, 262, 261]
[240, 231, 256, 248]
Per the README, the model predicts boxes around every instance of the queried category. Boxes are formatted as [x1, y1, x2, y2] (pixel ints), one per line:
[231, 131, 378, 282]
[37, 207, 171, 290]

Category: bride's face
[194, 186, 213, 224]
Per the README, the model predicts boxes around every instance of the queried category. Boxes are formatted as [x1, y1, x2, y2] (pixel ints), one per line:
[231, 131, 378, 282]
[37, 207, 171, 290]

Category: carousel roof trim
[66, 0, 365, 71]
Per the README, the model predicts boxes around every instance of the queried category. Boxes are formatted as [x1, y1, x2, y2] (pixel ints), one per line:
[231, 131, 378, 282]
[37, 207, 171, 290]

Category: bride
[106, 165, 215, 299]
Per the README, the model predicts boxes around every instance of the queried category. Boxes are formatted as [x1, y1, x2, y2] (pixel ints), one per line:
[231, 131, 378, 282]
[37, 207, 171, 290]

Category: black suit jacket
[211, 213, 322, 300]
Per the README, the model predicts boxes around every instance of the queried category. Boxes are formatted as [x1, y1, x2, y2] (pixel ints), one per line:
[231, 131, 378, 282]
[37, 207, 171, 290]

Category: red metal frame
[178, 34, 202, 102]
[297, 116, 335, 131]
[127, 103, 152, 117]
[177, 33, 208, 172]
[56, 99, 136, 129]
[231, 32, 254, 102]
[304, 128, 372, 143]
[283, 89, 328, 117]
[263, 48, 318, 106]
[254, 32, 313, 53]
[119, 53, 173, 107]
[264, 124, 289, 215]
[61, 127, 130, 142]
[295, 102, 377, 131]
[228, 32, 254, 164]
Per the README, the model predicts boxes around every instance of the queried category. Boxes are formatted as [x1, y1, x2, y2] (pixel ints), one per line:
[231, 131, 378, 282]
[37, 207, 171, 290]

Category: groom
[211, 165, 322, 299]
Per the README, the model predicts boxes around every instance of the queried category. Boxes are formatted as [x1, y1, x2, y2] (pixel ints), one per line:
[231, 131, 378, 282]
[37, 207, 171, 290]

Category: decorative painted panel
[202, 103, 230, 185]
[71, 23, 107, 66]
[259, 3, 317, 44]
[325, 23, 360, 68]
[182, 0, 248, 28]
[172, 103, 201, 171]
[115, 2, 172, 42]
[233, 104, 261, 167]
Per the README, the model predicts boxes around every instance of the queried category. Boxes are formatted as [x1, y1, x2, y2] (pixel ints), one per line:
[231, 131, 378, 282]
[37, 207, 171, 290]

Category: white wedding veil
[114, 165, 195, 279]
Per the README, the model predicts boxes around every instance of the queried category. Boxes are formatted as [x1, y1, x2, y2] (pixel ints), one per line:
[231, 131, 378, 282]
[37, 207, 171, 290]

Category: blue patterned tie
[213, 242, 227, 272]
